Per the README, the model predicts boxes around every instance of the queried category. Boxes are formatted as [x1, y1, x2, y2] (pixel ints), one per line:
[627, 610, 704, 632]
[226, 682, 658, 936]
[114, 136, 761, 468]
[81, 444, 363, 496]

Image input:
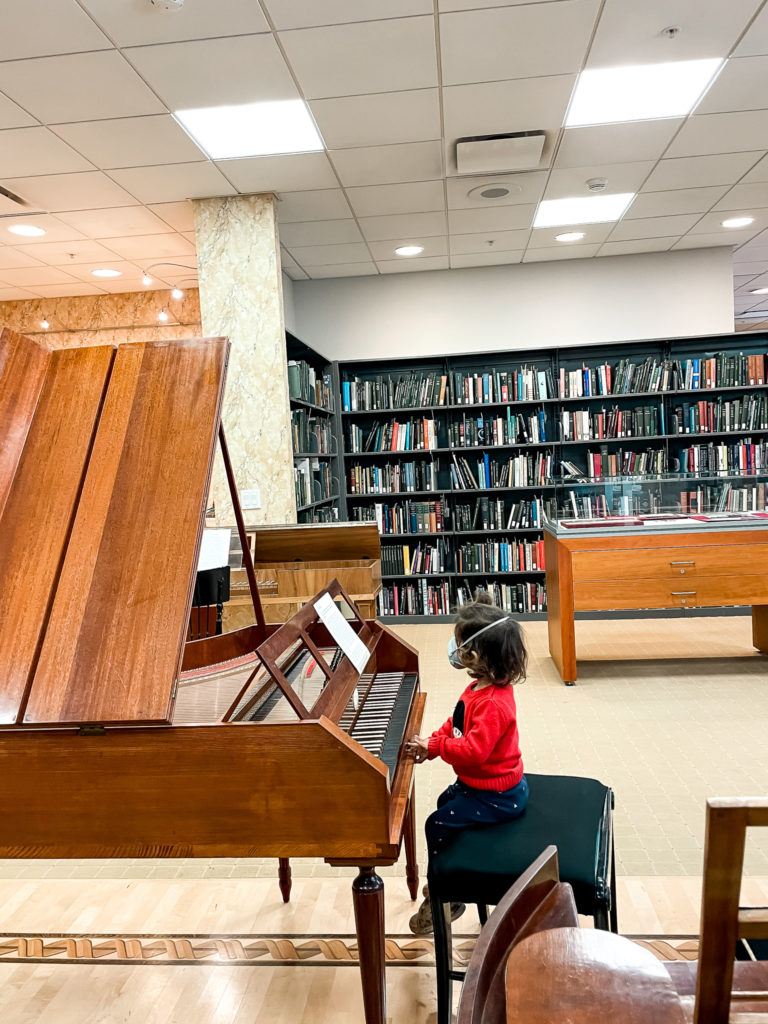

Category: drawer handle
[669, 561, 695, 566]
[671, 591, 696, 596]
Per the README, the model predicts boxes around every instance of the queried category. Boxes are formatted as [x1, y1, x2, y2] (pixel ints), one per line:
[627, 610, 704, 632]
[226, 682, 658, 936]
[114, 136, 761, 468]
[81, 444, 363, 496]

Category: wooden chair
[430, 773, 616, 1024]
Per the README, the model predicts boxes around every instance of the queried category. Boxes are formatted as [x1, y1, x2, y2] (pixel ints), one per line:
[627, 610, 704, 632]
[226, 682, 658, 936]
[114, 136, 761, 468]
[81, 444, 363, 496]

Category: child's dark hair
[454, 591, 527, 685]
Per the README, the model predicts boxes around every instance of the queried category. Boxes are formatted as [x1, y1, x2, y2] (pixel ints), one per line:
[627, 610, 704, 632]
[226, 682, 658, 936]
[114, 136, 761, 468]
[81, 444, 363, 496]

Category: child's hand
[405, 735, 429, 763]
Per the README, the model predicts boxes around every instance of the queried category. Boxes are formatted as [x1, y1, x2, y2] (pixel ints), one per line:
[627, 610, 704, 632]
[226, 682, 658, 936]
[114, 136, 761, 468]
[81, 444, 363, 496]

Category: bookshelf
[337, 330, 768, 620]
[286, 332, 342, 525]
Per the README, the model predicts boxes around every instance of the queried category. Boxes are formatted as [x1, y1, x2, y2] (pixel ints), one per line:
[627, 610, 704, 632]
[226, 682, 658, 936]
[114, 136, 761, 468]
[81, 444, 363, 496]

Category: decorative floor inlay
[0, 933, 699, 968]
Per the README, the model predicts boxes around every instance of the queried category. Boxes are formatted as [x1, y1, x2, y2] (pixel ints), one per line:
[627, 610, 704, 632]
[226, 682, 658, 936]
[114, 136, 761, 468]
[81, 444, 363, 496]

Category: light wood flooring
[1, 615, 766, 1023]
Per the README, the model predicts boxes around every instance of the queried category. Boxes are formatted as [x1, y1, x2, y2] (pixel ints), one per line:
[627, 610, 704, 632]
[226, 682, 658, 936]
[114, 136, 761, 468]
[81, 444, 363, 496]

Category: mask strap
[458, 615, 511, 650]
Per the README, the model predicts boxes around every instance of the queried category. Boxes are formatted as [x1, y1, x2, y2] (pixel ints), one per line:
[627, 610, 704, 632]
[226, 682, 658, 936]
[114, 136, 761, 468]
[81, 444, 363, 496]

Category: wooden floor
[1, 615, 766, 1023]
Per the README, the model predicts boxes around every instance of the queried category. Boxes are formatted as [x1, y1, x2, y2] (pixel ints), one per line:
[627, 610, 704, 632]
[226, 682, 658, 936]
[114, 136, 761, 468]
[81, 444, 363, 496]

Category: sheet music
[314, 593, 370, 674]
[198, 528, 231, 571]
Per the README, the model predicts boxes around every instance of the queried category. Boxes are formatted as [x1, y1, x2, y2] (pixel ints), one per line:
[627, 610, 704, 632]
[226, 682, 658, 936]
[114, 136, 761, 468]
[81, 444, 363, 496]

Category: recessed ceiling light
[534, 194, 634, 228]
[750, 287, 768, 294]
[722, 216, 754, 229]
[565, 58, 723, 127]
[8, 223, 46, 237]
[394, 245, 425, 257]
[171, 287, 184, 299]
[555, 231, 585, 242]
[175, 99, 324, 159]
[91, 268, 122, 278]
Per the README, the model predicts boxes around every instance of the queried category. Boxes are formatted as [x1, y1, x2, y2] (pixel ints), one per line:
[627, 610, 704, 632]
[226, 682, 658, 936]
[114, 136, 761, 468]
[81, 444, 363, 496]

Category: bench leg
[432, 895, 453, 1024]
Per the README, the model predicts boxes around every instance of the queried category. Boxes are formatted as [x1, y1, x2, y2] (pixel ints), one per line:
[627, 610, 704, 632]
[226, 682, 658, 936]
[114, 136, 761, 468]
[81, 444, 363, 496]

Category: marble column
[193, 194, 296, 527]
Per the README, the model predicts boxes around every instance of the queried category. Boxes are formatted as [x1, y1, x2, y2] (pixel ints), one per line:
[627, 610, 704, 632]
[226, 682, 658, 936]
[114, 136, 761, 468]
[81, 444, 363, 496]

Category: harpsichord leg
[278, 858, 292, 902]
[404, 791, 419, 899]
[352, 867, 386, 1024]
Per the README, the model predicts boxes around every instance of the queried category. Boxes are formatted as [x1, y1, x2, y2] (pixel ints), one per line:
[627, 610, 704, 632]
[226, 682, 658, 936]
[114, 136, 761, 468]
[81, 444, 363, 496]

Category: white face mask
[446, 616, 512, 669]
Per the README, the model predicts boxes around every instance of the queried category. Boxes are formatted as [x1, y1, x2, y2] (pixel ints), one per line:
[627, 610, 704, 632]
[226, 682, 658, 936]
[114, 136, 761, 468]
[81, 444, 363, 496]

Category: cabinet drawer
[573, 575, 768, 610]
[571, 545, 768, 581]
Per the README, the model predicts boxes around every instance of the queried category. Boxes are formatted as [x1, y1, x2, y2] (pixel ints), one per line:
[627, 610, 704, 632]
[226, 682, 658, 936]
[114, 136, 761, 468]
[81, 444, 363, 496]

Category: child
[405, 592, 528, 935]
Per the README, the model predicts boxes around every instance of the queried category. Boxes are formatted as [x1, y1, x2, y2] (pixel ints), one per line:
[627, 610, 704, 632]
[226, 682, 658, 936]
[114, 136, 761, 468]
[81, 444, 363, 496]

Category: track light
[157, 310, 169, 322]
[171, 287, 184, 300]
[40, 318, 50, 330]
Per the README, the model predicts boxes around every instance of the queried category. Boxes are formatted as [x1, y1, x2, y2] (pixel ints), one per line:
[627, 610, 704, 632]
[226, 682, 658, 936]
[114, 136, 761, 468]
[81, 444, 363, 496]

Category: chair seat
[428, 774, 613, 917]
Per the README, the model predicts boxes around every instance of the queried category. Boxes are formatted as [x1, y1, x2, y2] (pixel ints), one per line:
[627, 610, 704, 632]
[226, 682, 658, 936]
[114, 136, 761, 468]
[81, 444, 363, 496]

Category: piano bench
[428, 773, 617, 1024]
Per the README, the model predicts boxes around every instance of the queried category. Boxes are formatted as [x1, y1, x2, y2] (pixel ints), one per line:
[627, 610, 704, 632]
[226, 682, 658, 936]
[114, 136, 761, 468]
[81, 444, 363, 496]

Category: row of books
[453, 496, 551, 531]
[291, 408, 335, 454]
[342, 371, 448, 411]
[455, 539, 546, 573]
[451, 451, 554, 489]
[351, 500, 447, 534]
[294, 458, 334, 508]
[377, 581, 452, 616]
[562, 448, 669, 479]
[299, 505, 339, 524]
[559, 352, 768, 398]
[722, 482, 767, 511]
[381, 540, 449, 576]
[669, 396, 768, 435]
[449, 366, 556, 405]
[348, 417, 438, 453]
[455, 580, 547, 614]
[288, 360, 334, 410]
[561, 405, 662, 441]
[448, 409, 550, 447]
[348, 461, 438, 494]
[680, 441, 768, 475]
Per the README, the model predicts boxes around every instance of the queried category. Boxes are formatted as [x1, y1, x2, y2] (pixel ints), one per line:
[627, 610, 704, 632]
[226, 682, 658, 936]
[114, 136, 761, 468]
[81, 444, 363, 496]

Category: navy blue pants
[425, 776, 529, 858]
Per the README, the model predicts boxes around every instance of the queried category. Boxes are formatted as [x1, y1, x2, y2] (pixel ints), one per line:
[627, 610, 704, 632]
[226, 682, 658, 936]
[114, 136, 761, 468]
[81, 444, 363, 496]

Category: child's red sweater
[426, 680, 523, 791]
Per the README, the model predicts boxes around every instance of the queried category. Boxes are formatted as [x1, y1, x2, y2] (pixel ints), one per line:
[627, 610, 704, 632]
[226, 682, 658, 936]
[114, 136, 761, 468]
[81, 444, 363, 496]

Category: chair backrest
[695, 798, 768, 1024]
[457, 846, 579, 1024]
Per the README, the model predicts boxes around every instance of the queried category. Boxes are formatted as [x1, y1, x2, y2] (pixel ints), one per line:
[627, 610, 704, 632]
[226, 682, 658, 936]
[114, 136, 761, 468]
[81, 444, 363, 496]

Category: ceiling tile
[108, 162, 237, 205]
[377, 256, 449, 273]
[742, 154, 768, 183]
[288, 242, 373, 266]
[714, 182, 768, 210]
[0, 266, 81, 286]
[331, 141, 443, 187]
[735, 3, 768, 55]
[53, 115, 204, 169]
[449, 230, 528, 255]
[368, 237, 448, 260]
[448, 205, 535, 234]
[439, 0, 554, 9]
[125, 35, 297, 110]
[346, 180, 445, 218]
[544, 162, 655, 200]
[276, 189, 353, 223]
[449, 251, 524, 268]
[0, 126, 93, 177]
[598, 237, 678, 256]
[446, 172, 547, 210]
[0, 248, 47, 270]
[62, 260, 144, 284]
[24, 282, 106, 297]
[443, 75, 575, 141]
[279, 17, 437, 98]
[626, 186, 730, 219]
[358, 211, 447, 242]
[265, 0, 432, 30]
[87, 275, 151, 293]
[0, 93, 36, 130]
[556, 120, 683, 169]
[440, 1, 600, 86]
[587, 0, 762, 66]
[13, 239, 123, 265]
[3, 171, 138, 212]
[0, 0, 110, 59]
[310, 89, 440, 150]
[726, 259, 768, 273]
[147, 202, 196, 233]
[688, 208, 768, 234]
[697, 56, 768, 115]
[279, 220, 364, 246]
[56, 205, 172, 238]
[672, 233, 752, 249]
[666, 111, 768, 158]
[302, 262, 378, 278]
[79, 0, 269, 46]
[218, 153, 338, 193]
[523, 244, 600, 261]
[105, 233, 197, 261]
[0, 214, 86, 244]
[527, 223, 614, 247]
[734, 273, 764, 288]
[0, 52, 165, 124]
[608, 214, 701, 241]
[0, 287, 36, 300]
[643, 152, 764, 190]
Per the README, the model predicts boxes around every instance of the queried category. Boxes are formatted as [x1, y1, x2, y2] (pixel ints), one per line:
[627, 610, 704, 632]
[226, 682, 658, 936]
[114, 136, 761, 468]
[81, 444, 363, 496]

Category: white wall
[281, 271, 297, 335]
[294, 248, 735, 361]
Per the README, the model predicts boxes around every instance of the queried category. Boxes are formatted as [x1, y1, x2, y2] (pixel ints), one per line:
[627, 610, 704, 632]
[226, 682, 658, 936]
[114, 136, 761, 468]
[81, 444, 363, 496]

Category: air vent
[455, 131, 546, 176]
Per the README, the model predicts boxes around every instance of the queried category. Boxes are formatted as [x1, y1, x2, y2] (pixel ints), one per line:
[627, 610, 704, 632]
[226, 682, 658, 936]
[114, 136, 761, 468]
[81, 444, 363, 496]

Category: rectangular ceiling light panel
[566, 59, 724, 128]
[534, 193, 635, 227]
[174, 100, 324, 159]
